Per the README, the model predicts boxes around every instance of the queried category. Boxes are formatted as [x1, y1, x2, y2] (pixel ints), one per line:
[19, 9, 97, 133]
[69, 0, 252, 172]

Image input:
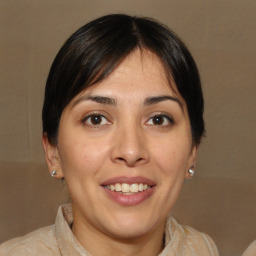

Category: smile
[104, 183, 152, 194]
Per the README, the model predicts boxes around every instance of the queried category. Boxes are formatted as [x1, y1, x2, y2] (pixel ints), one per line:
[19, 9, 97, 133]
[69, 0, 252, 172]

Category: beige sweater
[242, 241, 256, 256]
[0, 204, 219, 256]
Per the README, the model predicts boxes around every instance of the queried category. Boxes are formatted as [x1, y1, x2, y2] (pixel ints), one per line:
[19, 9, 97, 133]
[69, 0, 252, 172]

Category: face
[43, 49, 197, 241]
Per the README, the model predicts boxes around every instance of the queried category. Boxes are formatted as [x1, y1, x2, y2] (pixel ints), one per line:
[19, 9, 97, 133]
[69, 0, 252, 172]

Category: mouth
[103, 183, 152, 195]
[101, 176, 156, 206]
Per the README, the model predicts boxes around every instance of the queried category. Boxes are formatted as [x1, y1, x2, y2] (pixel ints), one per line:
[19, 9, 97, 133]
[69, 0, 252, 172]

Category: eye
[82, 113, 111, 126]
[146, 114, 174, 126]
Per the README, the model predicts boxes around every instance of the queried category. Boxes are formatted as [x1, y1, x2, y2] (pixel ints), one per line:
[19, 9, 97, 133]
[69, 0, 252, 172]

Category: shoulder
[183, 224, 219, 255]
[242, 240, 256, 256]
[168, 217, 219, 256]
[0, 225, 59, 256]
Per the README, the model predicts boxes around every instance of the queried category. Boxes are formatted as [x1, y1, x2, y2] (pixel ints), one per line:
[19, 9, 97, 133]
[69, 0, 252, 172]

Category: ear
[42, 133, 63, 179]
[185, 145, 198, 179]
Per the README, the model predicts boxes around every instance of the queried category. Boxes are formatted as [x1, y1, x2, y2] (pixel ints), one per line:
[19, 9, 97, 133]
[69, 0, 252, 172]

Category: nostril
[115, 156, 146, 167]
[116, 157, 125, 162]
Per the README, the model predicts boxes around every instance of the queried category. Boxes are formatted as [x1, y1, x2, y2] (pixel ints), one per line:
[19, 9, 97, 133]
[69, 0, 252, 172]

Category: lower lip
[102, 187, 155, 206]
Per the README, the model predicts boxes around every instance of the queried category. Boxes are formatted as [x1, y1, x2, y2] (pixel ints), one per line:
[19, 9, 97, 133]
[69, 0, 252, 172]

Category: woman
[0, 14, 219, 255]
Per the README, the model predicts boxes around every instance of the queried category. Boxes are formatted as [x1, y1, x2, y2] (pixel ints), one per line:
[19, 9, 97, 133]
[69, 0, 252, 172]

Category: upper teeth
[105, 183, 150, 193]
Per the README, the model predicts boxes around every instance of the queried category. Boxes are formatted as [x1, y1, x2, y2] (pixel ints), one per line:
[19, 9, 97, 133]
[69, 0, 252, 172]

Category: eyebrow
[144, 95, 183, 110]
[72, 94, 183, 110]
[72, 95, 117, 107]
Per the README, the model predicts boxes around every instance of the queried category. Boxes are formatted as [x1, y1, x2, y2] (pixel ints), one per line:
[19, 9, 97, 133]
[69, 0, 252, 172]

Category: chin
[103, 211, 162, 239]
[107, 224, 154, 240]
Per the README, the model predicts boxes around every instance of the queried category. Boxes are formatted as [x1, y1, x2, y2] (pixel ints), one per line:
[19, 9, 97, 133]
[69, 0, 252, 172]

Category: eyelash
[81, 112, 174, 128]
[146, 113, 174, 127]
[81, 113, 111, 126]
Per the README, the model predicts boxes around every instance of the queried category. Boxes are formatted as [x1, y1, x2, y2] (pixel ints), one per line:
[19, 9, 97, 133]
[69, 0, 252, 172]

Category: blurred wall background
[1, 0, 255, 180]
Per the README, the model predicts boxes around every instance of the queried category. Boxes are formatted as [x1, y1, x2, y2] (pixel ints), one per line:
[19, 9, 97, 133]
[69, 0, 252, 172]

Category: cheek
[151, 136, 192, 176]
[58, 131, 111, 178]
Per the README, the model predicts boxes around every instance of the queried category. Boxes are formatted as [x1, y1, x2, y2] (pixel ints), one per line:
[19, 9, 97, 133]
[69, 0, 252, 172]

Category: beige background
[0, 1, 256, 255]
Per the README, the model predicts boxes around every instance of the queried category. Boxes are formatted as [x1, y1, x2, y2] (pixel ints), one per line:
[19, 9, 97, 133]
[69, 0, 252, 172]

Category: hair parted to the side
[42, 14, 205, 146]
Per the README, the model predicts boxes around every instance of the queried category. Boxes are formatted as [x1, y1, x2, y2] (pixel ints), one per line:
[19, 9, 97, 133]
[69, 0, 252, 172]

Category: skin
[43, 49, 197, 256]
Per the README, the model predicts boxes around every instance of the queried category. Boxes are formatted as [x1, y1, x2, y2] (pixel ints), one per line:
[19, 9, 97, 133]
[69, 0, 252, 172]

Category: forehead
[72, 49, 180, 103]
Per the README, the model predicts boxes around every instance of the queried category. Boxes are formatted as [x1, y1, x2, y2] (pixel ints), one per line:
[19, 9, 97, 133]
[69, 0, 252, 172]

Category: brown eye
[152, 115, 164, 125]
[146, 114, 174, 126]
[90, 115, 102, 125]
[83, 114, 110, 126]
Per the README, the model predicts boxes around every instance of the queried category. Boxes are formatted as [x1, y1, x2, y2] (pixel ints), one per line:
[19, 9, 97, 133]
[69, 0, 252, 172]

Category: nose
[111, 123, 149, 167]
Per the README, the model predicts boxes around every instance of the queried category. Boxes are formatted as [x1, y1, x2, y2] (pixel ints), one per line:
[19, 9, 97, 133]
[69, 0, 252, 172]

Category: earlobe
[42, 133, 63, 179]
[185, 145, 198, 179]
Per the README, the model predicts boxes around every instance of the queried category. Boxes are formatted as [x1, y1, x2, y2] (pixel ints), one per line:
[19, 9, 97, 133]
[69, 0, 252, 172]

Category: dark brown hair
[42, 14, 205, 145]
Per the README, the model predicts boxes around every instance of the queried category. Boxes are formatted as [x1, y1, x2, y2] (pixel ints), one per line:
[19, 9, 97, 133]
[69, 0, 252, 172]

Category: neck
[72, 210, 166, 256]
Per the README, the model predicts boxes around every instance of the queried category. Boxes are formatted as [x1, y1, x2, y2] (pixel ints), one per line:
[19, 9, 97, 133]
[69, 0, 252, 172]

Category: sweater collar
[55, 204, 180, 256]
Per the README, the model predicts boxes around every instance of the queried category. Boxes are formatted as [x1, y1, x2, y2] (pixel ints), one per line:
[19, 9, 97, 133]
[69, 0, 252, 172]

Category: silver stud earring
[51, 170, 58, 177]
[188, 169, 195, 177]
